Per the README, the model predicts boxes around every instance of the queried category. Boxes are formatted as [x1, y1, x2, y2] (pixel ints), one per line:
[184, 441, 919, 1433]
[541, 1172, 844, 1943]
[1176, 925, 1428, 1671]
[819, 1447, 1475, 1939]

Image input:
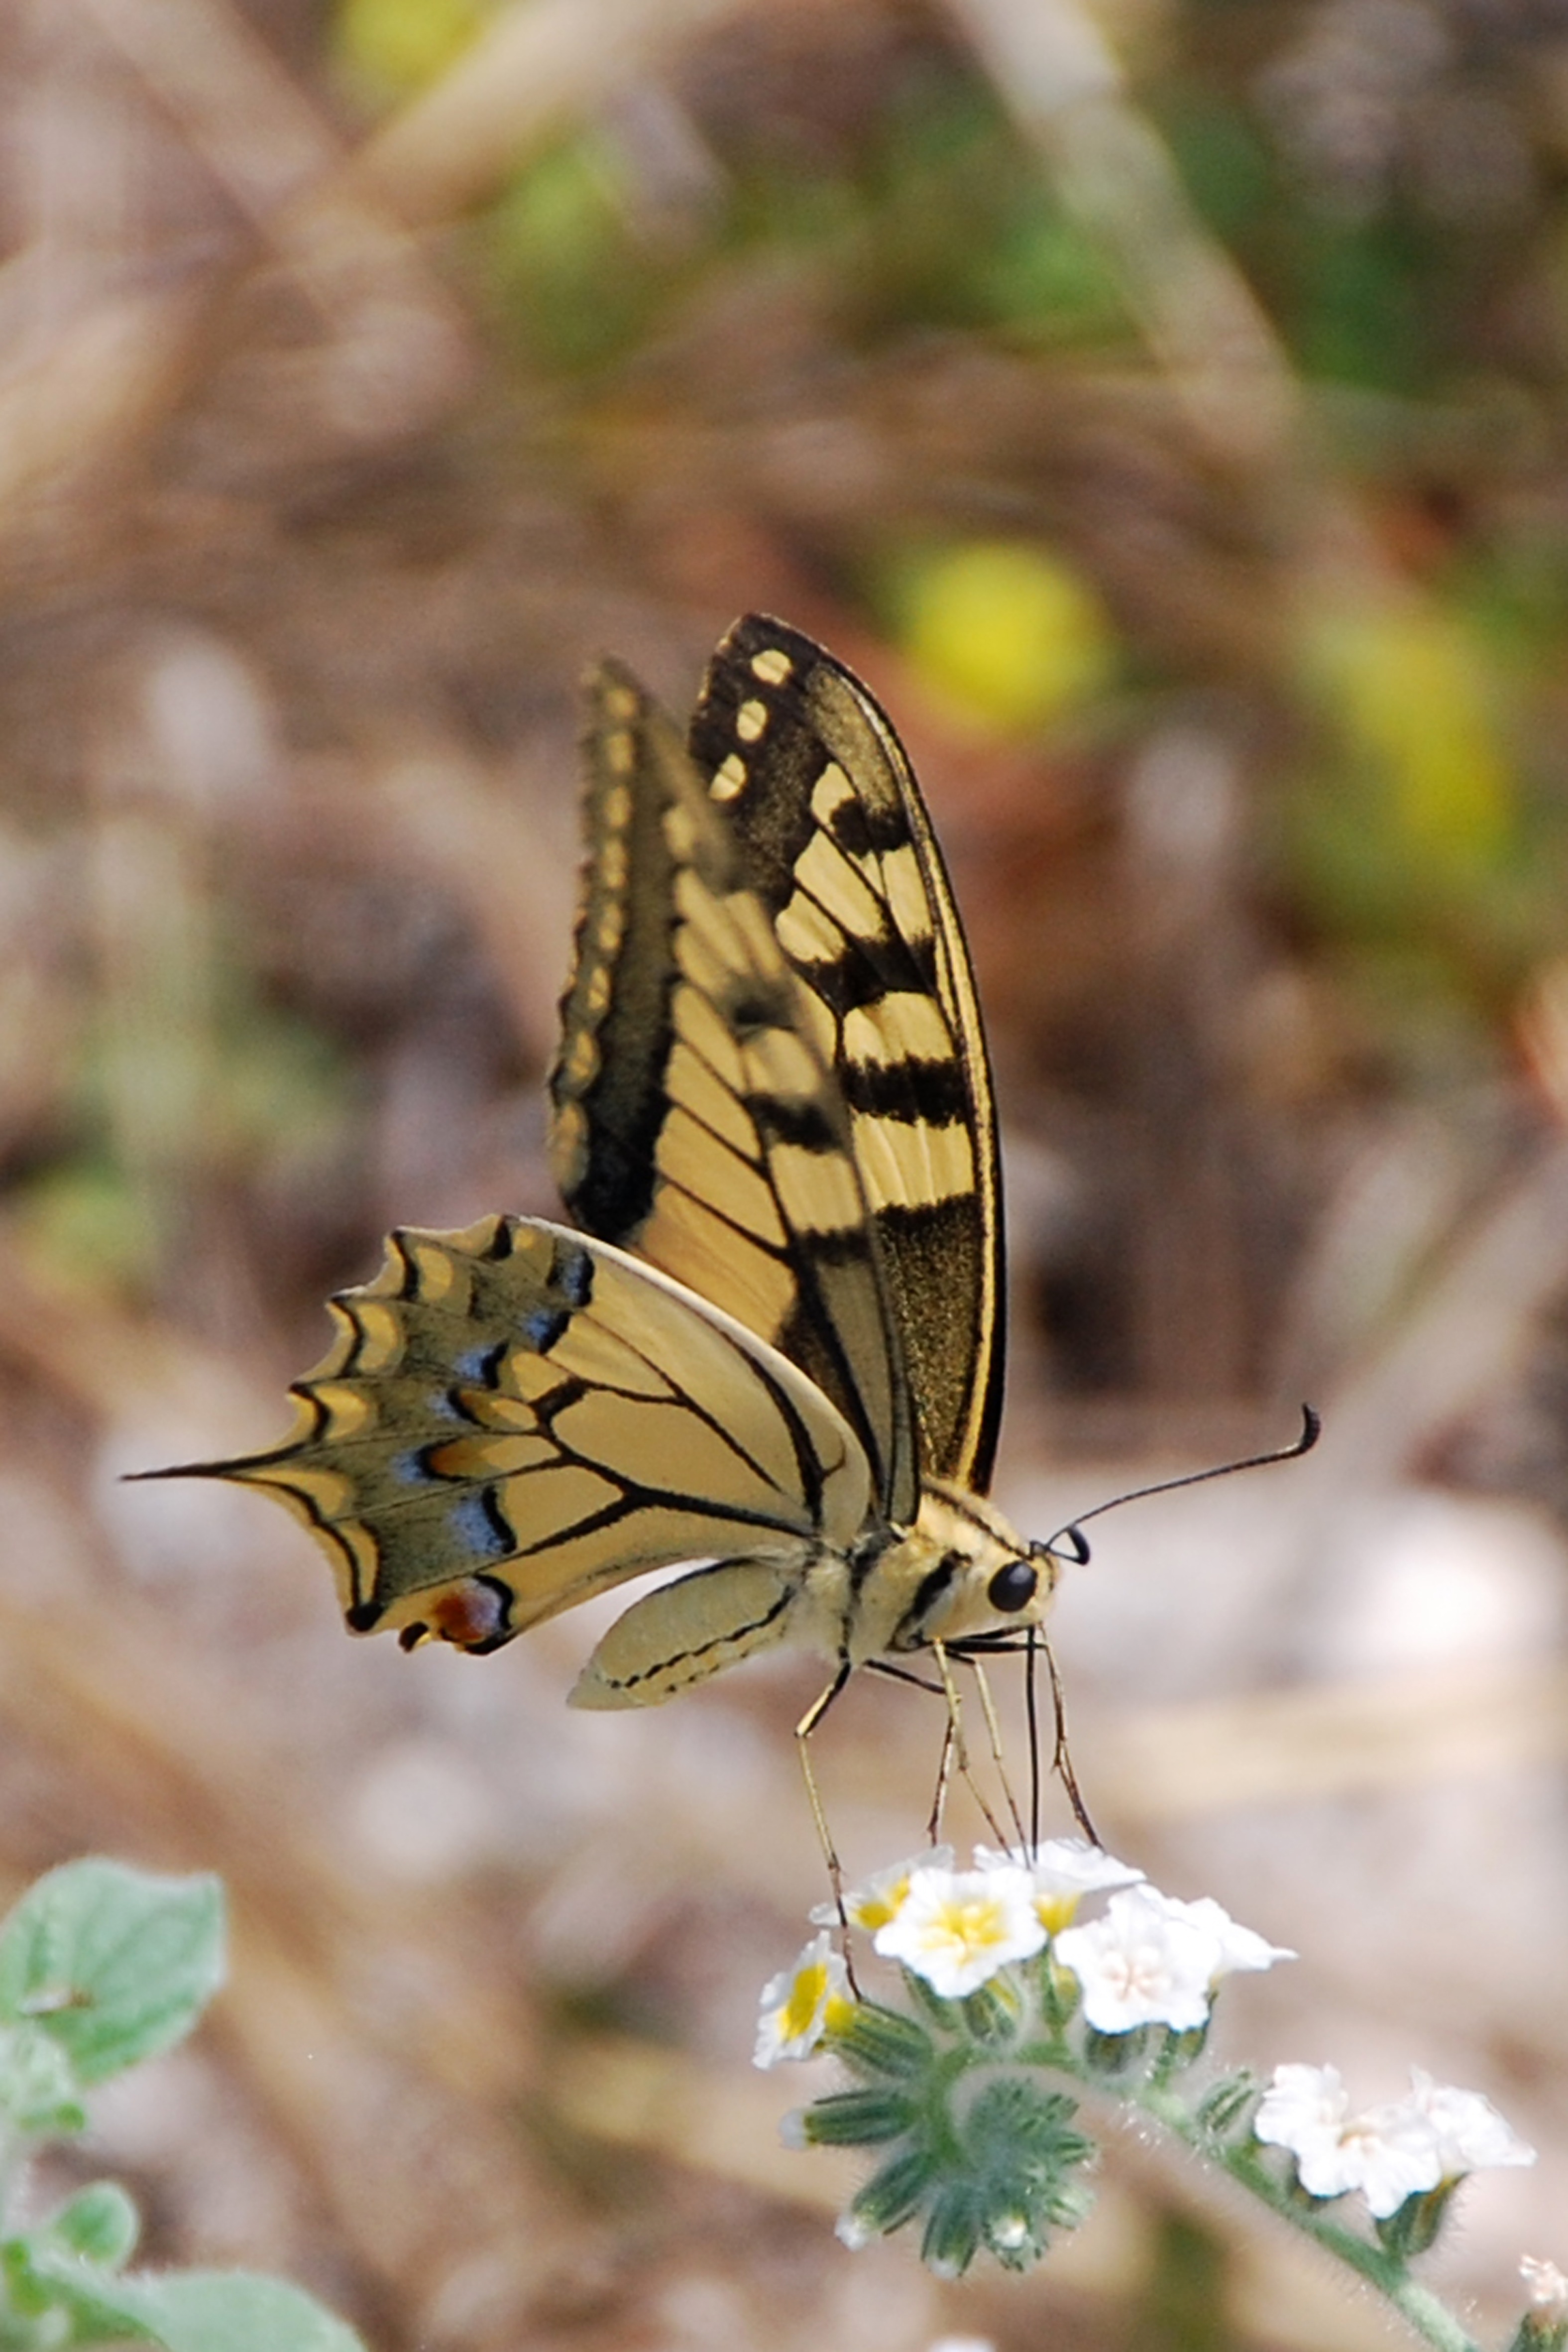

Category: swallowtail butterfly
[163, 618, 1060, 1711]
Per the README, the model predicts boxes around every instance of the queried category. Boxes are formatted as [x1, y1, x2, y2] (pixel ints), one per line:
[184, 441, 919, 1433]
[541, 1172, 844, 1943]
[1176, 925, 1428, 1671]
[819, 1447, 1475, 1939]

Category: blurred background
[1, 0, 1566, 2343]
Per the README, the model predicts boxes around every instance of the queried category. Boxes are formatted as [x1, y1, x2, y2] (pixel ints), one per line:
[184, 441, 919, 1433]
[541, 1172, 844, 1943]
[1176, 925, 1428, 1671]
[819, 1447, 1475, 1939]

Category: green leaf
[848, 2145, 937, 2237]
[0, 1863, 224, 2086]
[1, 2238, 160, 2340]
[822, 2000, 933, 2081]
[920, 2181, 982, 2278]
[98, 2270, 366, 2352]
[3, 2249, 365, 2352]
[39, 2183, 140, 2270]
[799, 2088, 916, 2147]
[0, 2022, 86, 2135]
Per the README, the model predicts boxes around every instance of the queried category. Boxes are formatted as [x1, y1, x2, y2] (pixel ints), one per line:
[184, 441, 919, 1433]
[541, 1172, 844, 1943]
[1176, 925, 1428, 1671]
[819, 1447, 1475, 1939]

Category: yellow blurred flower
[895, 541, 1115, 733]
[336, 0, 483, 97]
[1307, 600, 1513, 874]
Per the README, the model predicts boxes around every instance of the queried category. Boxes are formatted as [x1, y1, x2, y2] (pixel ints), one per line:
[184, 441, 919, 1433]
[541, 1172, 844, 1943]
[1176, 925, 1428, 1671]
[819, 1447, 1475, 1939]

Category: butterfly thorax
[835, 1480, 1056, 1668]
[567, 1474, 1056, 1710]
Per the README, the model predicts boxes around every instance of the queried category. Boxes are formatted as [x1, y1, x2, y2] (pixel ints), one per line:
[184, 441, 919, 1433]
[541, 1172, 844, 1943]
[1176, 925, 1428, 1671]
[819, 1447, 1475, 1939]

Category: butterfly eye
[987, 1559, 1037, 1614]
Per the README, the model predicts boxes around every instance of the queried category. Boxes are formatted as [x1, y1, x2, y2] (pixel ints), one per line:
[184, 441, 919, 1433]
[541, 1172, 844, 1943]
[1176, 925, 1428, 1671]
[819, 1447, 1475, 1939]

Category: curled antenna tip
[1045, 1402, 1323, 1556]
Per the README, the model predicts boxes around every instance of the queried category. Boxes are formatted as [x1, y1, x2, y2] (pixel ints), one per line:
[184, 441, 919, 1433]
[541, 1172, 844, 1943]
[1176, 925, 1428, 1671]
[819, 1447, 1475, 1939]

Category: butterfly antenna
[1046, 1403, 1320, 1562]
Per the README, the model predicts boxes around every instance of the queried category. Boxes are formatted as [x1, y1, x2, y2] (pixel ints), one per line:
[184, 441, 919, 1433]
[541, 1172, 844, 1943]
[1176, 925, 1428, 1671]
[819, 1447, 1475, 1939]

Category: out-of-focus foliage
[336, 0, 485, 98]
[0, 1, 1566, 2348]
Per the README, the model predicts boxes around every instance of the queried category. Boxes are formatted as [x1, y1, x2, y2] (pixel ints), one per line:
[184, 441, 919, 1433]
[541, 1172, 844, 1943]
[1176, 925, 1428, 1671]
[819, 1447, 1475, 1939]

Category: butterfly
[158, 616, 1060, 1731]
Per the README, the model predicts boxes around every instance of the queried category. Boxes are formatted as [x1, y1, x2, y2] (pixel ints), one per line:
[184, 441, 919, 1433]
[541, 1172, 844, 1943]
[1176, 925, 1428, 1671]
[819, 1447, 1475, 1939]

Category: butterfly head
[851, 1482, 1058, 1664]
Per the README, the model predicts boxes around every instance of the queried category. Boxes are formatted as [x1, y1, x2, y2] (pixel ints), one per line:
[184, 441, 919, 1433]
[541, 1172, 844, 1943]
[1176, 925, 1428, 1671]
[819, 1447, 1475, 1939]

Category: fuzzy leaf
[0, 1863, 224, 2086]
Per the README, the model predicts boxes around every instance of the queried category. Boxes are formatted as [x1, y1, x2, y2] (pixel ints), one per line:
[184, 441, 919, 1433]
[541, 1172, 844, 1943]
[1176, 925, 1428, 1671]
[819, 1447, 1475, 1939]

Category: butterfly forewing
[550, 661, 918, 1524]
[688, 616, 1005, 1496]
[214, 1213, 874, 1650]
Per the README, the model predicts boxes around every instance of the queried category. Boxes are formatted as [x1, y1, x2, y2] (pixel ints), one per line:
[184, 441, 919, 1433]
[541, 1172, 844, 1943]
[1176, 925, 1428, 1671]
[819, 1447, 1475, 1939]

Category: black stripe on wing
[550, 664, 918, 1524]
[688, 616, 1006, 1496]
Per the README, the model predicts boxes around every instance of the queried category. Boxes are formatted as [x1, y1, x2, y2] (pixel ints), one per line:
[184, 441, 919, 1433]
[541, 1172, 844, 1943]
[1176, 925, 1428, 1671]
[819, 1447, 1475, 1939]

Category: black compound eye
[987, 1559, 1038, 1614]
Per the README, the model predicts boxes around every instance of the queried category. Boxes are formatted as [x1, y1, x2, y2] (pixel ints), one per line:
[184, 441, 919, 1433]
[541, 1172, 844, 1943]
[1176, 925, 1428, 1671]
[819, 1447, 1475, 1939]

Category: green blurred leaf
[12, 1161, 158, 1294]
[975, 203, 1126, 343]
[0, 1863, 224, 2087]
[37, 2185, 139, 2272]
[1294, 219, 1433, 395]
[0, 2024, 86, 2137]
[485, 137, 683, 372]
[4, 2240, 364, 2350]
[2, 2237, 158, 2341]
[88, 2270, 365, 2352]
[1165, 92, 1278, 243]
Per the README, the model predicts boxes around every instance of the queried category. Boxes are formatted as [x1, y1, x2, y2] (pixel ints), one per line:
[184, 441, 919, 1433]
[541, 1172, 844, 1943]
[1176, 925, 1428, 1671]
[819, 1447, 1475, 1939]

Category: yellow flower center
[1035, 1891, 1081, 1935]
[850, 1874, 912, 1932]
[927, 1895, 1012, 1956]
[782, 1961, 829, 2040]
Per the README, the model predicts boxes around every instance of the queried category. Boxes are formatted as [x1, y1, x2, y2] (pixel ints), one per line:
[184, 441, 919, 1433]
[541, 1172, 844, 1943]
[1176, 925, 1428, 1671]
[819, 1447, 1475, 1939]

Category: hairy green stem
[1137, 2081, 1482, 2352]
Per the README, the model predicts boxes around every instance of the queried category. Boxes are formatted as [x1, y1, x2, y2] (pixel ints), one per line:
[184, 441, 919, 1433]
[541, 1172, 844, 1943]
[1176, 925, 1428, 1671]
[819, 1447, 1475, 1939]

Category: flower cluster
[1254, 2061, 1534, 2241]
[754, 1837, 1547, 2314]
[760, 1837, 1287, 2066]
[755, 1837, 1292, 2276]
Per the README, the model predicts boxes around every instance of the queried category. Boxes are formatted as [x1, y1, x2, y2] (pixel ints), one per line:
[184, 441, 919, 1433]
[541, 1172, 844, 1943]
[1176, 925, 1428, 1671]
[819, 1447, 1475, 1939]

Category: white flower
[1254, 2064, 1443, 2219]
[971, 1837, 1143, 1932]
[873, 1863, 1045, 1997]
[754, 1931, 853, 2068]
[1405, 2068, 1535, 2178]
[1052, 1885, 1220, 2033]
[1143, 1890, 1296, 1981]
[1521, 2256, 1568, 2316]
[810, 1848, 954, 1934]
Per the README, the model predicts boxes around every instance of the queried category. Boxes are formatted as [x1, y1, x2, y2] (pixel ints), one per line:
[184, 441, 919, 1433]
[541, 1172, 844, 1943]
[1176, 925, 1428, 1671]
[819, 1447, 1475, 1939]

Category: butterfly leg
[795, 1660, 863, 1993]
[1043, 1629, 1101, 1847]
[869, 1654, 1019, 1851]
[968, 1656, 1030, 1851]
[925, 1712, 957, 1846]
[1025, 1625, 1043, 1852]
[928, 1641, 1013, 1851]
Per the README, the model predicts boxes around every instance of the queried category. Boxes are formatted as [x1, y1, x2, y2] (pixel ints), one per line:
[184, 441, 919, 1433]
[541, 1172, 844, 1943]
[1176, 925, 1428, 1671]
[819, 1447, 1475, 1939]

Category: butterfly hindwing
[550, 661, 918, 1524]
[687, 616, 1005, 1496]
[215, 1213, 874, 1654]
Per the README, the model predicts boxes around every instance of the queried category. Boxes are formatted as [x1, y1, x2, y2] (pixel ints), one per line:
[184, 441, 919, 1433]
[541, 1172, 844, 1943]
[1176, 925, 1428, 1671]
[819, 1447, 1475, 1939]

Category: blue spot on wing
[523, 1305, 568, 1353]
[392, 1448, 434, 1485]
[453, 1342, 507, 1384]
[449, 1490, 513, 1563]
[557, 1241, 594, 1307]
